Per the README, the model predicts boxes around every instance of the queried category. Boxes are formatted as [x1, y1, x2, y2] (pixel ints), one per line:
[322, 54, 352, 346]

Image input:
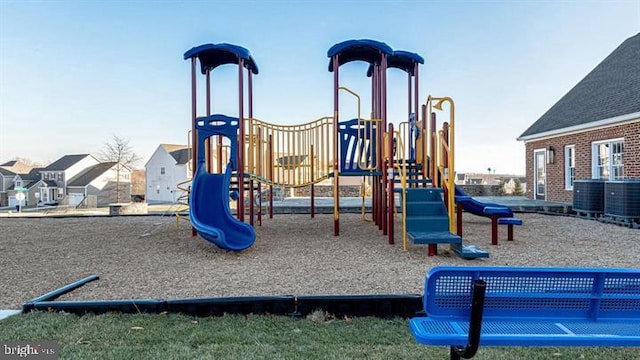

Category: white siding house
[0, 167, 17, 207]
[66, 162, 132, 206]
[39, 154, 100, 204]
[6, 168, 45, 207]
[145, 144, 192, 203]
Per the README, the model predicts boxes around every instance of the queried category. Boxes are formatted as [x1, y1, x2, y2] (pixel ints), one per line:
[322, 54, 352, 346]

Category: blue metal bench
[409, 266, 640, 359]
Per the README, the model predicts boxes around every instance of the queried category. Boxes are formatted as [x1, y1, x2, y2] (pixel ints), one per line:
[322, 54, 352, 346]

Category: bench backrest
[425, 266, 640, 321]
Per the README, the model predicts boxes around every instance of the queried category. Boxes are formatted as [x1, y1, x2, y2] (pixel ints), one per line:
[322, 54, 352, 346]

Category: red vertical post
[422, 104, 428, 181]
[371, 63, 376, 228]
[375, 64, 381, 229]
[387, 123, 394, 244]
[333, 55, 340, 236]
[381, 54, 388, 234]
[428, 111, 438, 256]
[371, 66, 378, 227]
[257, 129, 262, 226]
[414, 64, 420, 186]
[407, 72, 413, 186]
[491, 216, 499, 245]
[238, 59, 245, 222]
[205, 70, 212, 173]
[190, 58, 198, 237]
[248, 70, 254, 226]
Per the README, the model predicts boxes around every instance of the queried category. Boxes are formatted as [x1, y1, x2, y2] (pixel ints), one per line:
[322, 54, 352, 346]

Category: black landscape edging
[24, 295, 424, 319]
[22, 276, 424, 318]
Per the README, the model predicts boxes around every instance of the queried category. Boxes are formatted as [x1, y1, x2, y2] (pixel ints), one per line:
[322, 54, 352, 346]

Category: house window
[57, 172, 63, 182]
[564, 145, 575, 190]
[15, 179, 23, 188]
[592, 138, 624, 180]
[160, 167, 166, 175]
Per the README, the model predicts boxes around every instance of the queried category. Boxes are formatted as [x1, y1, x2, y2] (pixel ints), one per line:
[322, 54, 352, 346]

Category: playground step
[406, 216, 450, 233]
[405, 201, 445, 216]
[451, 243, 490, 259]
[404, 187, 443, 202]
[396, 159, 422, 167]
[408, 231, 461, 245]
[393, 171, 424, 177]
[394, 178, 432, 185]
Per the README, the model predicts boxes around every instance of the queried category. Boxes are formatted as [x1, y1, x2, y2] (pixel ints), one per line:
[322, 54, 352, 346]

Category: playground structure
[182, 39, 520, 258]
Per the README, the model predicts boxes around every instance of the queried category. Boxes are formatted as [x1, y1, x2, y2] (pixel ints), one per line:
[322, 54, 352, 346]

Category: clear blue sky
[1, 1, 638, 174]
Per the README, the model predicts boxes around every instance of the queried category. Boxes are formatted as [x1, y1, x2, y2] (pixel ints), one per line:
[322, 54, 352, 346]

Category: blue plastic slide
[189, 162, 256, 251]
[454, 185, 513, 218]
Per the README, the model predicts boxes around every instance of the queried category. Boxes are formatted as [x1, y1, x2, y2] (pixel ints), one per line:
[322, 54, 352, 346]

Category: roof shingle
[43, 154, 91, 171]
[519, 33, 640, 139]
[67, 162, 117, 187]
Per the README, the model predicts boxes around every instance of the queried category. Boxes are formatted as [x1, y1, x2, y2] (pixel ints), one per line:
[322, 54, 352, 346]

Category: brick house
[518, 33, 639, 203]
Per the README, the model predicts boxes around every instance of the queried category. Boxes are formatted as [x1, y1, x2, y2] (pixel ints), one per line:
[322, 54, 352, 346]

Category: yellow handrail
[428, 96, 456, 234]
[338, 86, 379, 171]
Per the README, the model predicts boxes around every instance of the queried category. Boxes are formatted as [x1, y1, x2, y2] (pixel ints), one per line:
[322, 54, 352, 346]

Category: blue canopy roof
[367, 50, 425, 76]
[184, 43, 259, 75]
[327, 39, 393, 71]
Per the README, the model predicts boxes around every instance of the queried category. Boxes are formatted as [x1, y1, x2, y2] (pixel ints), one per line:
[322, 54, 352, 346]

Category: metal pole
[238, 59, 245, 222]
[371, 65, 378, 227]
[248, 70, 254, 226]
[269, 134, 274, 219]
[205, 70, 212, 173]
[422, 104, 428, 181]
[450, 280, 487, 360]
[428, 111, 437, 256]
[381, 54, 388, 234]
[374, 64, 380, 228]
[430, 111, 437, 187]
[413, 64, 420, 186]
[388, 123, 395, 244]
[407, 71, 413, 168]
[311, 144, 315, 218]
[333, 55, 340, 236]
[190, 58, 198, 237]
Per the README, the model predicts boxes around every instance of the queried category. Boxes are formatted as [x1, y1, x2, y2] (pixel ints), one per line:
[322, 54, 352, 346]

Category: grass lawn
[1, 312, 638, 359]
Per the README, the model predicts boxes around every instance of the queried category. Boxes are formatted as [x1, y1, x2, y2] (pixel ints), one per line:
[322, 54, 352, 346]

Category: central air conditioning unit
[604, 180, 640, 218]
[573, 179, 605, 214]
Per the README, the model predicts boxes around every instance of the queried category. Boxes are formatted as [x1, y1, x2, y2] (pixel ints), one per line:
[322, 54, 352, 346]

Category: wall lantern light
[546, 146, 555, 165]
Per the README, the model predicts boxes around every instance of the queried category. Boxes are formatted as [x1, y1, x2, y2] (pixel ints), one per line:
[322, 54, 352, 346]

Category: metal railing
[244, 116, 335, 188]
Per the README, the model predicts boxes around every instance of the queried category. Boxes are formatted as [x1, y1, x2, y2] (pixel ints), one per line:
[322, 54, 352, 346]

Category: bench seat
[487, 215, 522, 245]
[409, 266, 640, 359]
[411, 318, 640, 347]
[497, 217, 522, 226]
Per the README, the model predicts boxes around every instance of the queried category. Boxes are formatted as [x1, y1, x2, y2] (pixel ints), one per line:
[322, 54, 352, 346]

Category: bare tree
[98, 135, 141, 203]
